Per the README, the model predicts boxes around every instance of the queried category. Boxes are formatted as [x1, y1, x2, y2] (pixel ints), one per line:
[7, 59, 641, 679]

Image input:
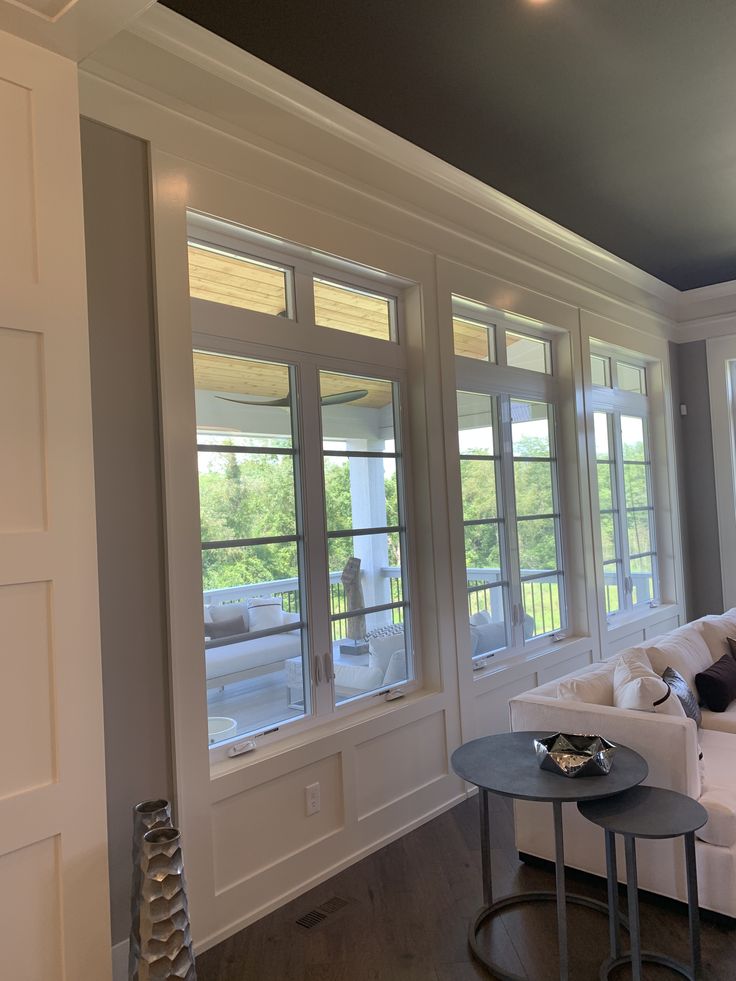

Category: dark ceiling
[161, 0, 736, 290]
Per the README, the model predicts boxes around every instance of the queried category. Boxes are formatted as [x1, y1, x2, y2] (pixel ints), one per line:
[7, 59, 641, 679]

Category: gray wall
[81, 118, 173, 946]
[671, 340, 724, 618]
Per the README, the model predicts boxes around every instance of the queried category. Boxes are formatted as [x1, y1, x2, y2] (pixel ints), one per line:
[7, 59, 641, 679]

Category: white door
[0, 29, 112, 981]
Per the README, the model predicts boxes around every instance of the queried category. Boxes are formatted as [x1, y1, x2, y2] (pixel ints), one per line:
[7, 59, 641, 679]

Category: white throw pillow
[383, 650, 408, 687]
[693, 610, 736, 663]
[557, 663, 615, 706]
[469, 610, 492, 626]
[248, 597, 283, 631]
[470, 621, 506, 656]
[209, 601, 249, 631]
[613, 656, 687, 717]
[645, 625, 713, 690]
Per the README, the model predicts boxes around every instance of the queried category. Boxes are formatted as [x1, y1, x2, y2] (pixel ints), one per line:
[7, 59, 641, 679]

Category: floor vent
[295, 896, 351, 930]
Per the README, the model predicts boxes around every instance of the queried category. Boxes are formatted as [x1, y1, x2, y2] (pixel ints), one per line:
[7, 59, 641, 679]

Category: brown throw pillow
[206, 615, 246, 640]
[695, 654, 736, 713]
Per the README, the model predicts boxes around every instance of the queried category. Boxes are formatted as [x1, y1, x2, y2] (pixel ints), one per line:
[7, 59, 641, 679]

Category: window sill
[471, 633, 593, 684]
[605, 602, 680, 640]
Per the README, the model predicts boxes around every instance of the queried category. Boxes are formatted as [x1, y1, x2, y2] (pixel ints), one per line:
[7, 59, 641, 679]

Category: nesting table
[579, 785, 707, 981]
[451, 730, 649, 981]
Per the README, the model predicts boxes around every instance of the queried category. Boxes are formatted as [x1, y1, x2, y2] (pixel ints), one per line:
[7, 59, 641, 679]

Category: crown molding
[119, 5, 678, 315]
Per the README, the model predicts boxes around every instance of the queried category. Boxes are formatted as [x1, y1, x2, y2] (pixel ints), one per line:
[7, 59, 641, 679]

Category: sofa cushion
[697, 728, 736, 846]
[694, 609, 736, 662]
[662, 667, 702, 727]
[697, 789, 736, 848]
[209, 600, 250, 631]
[645, 625, 713, 691]
[557, 662, 615, 706]
[248, 598, 284, 631]
[695, 654, 736, 713]
[613, 655, 687, 717]
[470, 620, 507, 655]
[206, 615, 246, 640]
[701, 703, 736, 734]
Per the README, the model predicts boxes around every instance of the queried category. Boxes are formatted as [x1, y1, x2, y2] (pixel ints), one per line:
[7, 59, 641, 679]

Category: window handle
[323, 651, 334, 682]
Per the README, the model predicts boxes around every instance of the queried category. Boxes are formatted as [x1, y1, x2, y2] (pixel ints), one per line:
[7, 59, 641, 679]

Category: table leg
[479, 788, 492, 907]
[624, 835, 642, 981]
[604, 830, 620, 959]
[684, 831, 701, 980]
[553, 800, 568, 981]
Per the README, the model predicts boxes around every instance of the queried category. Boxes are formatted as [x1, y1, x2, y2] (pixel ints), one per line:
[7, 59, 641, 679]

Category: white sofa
[510, 610, 736, 918]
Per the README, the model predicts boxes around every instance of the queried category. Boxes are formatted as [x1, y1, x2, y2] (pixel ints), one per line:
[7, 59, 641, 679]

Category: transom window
[590, 346, 658, 618]
[189, 217, 415, 753]
[453, 297, 567, 663]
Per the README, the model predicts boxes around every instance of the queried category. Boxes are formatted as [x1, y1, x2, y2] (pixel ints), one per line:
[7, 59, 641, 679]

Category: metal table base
[471, 792, 628, 981]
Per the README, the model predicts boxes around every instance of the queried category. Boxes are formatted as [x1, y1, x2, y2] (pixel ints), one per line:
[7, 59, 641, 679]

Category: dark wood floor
[196, 795, 735, 980]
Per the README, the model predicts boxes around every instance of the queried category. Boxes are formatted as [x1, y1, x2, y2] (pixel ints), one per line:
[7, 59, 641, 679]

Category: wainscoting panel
[355, 711, 448, 820]
[0, 76, 37, 287]
[0, 580, 54, 799]
[537, 649, 593, 685]
[474, 673, 538, 736]
[645, 615, 680, 640]
[212, 753, 344, 893]
[0, 835, 62, 981]
[605, 628, 646, 657]
[0, 327, 46, 532]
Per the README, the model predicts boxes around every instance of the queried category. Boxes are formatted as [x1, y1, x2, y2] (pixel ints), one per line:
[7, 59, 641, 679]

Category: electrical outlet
[305, 782, 320, 816]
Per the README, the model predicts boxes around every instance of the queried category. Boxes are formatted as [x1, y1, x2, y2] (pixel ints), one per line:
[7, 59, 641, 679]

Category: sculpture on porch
[340, 556, 369, 655]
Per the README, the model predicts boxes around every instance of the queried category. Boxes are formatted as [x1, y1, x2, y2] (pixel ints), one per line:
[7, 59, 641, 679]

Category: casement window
[590, 351, 658, 618]
[453, 297, 566, 662]
[189, 218, 416, 751]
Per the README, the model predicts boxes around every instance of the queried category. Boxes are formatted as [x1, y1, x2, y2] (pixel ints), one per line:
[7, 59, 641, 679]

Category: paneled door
[0, 30, 112, 981]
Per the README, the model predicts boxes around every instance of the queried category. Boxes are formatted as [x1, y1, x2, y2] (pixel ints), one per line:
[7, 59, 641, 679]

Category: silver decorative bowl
[534, 733, 617, 778]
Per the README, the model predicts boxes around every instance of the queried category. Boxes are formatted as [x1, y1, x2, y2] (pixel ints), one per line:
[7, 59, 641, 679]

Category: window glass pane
[469, 584, 507, 656]
[514, 461, 554, 516]
[331, 611, 408, 703]
[600, 513, 617, 562]
[631, 555, 655, 605]
[624, 463, 650, 508]
[511, 399, 551, 456]
[621, 416, 646, 461]
[194, 352, 294, 445]
[617, 361, 646, 394]
[199, 451, 296, 542]
[597, 463, 614, 509]
[188, 243, 290, 317]
[314, 278, 393, 341]
[593, 411, 611, 460]
[627, 510, 653, 556]
[320, 371, 395, 443]
[457, 391, 495, 455]
[323, 454, 398, 532]
[506, 331, 551, 373]
[518, 518, 558, 575]
[591, 354, 611, 387]
[603, 564, 621, 614]
[327, 532, 401, 617]
[522, 575, 562, 636]
[464, 524, 501, 575]
[453, 316, 495, 361]
[461, 460, 498, 519]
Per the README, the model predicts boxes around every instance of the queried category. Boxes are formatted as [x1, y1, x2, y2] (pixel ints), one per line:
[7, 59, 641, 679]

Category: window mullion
[298, 362, 334, 716]
[499, 395, 523, 647]
[612, 410, 633, 611]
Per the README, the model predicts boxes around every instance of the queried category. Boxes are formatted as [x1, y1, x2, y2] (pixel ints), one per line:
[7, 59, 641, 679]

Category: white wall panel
[644, 615, 680, 641]
[474, 675, 538, 736]
[355, 711, 448, 820]
[0, 76, 37, 285]
[0, 328, 46, 532]
[213, 753, 344, 893]
[538, 650, 594, 685]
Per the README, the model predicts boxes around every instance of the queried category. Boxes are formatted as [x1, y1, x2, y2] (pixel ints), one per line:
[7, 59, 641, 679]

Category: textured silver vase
[129, 799, 173, 979]
[132, 826, 197, 981]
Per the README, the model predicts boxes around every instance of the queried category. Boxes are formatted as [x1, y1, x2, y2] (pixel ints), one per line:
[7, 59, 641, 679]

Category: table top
[451, 730, 648, 803]
[578, 785, 708, 838]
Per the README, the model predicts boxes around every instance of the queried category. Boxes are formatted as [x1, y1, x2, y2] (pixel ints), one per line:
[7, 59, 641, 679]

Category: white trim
[707, 336, 736, 609]
[111, 940, 128, 981]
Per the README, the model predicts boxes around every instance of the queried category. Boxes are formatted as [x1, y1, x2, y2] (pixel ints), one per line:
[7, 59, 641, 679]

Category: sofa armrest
[509, 695, 700, 799]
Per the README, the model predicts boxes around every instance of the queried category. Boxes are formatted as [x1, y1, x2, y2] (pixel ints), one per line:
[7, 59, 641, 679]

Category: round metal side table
[451, 730, 648, 981]
[578, 785, 708, 981]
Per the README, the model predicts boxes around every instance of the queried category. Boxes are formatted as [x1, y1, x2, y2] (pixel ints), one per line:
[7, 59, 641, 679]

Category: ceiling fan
[215, 389, 369, 408]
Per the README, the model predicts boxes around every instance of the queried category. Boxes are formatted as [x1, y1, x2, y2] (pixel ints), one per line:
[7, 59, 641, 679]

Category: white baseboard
[112, 939, 128, 981]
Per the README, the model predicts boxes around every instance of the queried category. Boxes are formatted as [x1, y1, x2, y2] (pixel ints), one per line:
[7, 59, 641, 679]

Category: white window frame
[589, 345, 660, 623]
[453, 302, 569, 662]
[188, 215, 421, 761]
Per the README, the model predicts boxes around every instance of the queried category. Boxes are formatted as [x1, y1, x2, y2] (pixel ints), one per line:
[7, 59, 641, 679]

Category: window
[590, 348, 658, 617]
[188, 218, 416, 749]
[453, 315, 495, 362]
[453, 298, 567, 662]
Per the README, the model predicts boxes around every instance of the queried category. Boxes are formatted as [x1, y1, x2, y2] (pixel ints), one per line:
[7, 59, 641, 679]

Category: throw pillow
[662, 667, 702, 727]
[695, 654, 736, 713]
[613, 657, 687, 717]
[248, 598, 283, 632]
[470, 621, 506, 656]
[728, 637, 736, 659]
[557, 663, 615, 706]
[206, 615, 246, 640]
[469, 610, 492, 626]
[209, 600, 250, 631]
[695, 611, 736, 662]
[645, 625, 713, 691]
